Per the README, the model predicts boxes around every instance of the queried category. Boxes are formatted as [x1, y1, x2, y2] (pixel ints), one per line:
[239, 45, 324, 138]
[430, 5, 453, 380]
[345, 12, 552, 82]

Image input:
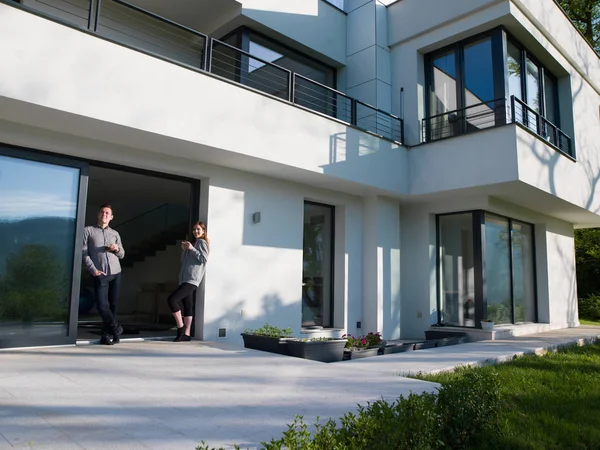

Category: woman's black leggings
[167, 282, 196, 317]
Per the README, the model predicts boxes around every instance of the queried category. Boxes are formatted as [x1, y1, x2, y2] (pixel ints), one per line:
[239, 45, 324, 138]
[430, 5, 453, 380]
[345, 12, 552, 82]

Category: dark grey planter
[241, 333, 290, 355]
[287, 339, 347, 363]
[379, 343, 414, 355]
[343, 347, 379, 360]
[413, 341, 437, 350]
[424, 330, 468, 340]
[434, 337, 462, 347]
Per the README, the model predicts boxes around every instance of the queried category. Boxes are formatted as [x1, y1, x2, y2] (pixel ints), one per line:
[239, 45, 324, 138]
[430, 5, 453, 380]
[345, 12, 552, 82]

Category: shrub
[249, 370, 502, 450]
[578, 294, 600, 321]
[244, 323, 293, 338]
[436, 369, 502, 449]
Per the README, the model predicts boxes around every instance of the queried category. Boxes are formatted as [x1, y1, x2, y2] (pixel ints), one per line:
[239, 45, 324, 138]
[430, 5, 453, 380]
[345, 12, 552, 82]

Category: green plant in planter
[244, 323, 292, 338]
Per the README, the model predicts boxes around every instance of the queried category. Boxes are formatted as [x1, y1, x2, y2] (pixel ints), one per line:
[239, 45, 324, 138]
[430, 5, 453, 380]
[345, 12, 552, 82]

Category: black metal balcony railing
[510, 97, 573, 157]
[422, 96, 573, 158]
[423, 99, 504, 142]
[17, 0, 403, 144]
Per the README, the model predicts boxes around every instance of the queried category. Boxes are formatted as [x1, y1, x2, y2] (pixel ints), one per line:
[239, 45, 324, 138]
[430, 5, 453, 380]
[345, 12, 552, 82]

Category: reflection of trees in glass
[303, 220, 324, 308]
[526, 59, 541, 112]
[0, 245, 69, 322]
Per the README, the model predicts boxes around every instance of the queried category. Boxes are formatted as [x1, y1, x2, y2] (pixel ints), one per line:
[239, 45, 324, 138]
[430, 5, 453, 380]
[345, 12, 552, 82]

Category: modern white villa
[0, 0, 599, 349]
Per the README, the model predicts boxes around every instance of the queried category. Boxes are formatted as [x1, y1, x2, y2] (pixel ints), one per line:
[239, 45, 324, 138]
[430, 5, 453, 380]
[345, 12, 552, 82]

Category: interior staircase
[121, 220, 188, 268]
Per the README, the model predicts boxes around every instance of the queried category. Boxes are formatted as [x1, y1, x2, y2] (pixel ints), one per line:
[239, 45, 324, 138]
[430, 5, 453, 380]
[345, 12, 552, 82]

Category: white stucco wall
[399, 195, 578, 339]
[0, 2, 407, 198]
[204, 169, 364, 341]
[388, 0, 600, 221]
[0, 117, 371, 345]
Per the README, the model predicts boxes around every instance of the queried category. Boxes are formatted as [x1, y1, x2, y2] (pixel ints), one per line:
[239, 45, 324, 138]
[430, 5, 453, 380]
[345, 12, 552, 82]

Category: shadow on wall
[321, 129, 404, 184]
[549, 222, 579, 325]
[202, 292, 302, 343]
[525, 4, 600, 215]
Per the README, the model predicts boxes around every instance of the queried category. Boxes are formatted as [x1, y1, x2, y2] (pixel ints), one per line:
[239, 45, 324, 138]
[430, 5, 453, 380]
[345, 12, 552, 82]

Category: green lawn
[418, 342, 600, 449]
[580, 319, 600, 326]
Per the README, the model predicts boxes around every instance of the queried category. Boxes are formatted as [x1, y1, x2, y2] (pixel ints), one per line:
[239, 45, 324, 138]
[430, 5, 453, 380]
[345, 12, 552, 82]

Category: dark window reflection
[302, 202, 334, 328]
[0, 155, 79, 340]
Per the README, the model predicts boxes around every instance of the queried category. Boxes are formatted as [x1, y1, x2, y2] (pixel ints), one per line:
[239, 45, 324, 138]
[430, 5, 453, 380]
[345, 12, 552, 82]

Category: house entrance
[77, 165, 200, 341]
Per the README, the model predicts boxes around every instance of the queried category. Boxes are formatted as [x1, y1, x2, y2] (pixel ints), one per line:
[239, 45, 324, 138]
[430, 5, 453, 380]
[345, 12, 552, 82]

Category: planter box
[378, 343, 414, 355]
[343, 347, 379, 360]
[413, 341, 437, 350]
[425, 330, 468, 340]
[287, 339, 347, 363]
[434, 337, 462, 347]
[241, 333, 291, 355]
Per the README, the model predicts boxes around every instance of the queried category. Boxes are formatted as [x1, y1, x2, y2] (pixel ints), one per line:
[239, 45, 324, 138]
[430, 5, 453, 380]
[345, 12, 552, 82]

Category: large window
[426, 31, 502, 140]
[0, 152, 81, 347]
[438, 214, 475, 326]
[437, 211, 537, 328]
[216, 27, 337, 115]
[506, 40, 561, 149]
[425, 27, 566, 153]
[302, 202, 335, 328]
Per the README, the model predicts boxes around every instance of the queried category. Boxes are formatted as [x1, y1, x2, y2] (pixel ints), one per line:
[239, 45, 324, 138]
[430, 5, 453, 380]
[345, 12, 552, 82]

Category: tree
[574, 229, 600, 297]
[558, 0, 600, 52]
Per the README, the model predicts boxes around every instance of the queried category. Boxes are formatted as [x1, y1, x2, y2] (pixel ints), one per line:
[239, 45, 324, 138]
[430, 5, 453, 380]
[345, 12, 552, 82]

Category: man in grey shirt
[82, 204, 125, 345]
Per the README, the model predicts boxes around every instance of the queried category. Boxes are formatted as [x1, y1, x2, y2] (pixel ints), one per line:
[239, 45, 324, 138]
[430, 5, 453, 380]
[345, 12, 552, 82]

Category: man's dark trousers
[93, 273, 121, 334]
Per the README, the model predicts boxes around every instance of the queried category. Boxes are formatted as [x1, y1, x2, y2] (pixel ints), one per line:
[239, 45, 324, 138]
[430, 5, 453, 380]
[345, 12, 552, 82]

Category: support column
[362, 195, 401, 338]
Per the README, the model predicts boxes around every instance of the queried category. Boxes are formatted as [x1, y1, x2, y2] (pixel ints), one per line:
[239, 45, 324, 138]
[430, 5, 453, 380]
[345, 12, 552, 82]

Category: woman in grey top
[167, 221, 209, 342]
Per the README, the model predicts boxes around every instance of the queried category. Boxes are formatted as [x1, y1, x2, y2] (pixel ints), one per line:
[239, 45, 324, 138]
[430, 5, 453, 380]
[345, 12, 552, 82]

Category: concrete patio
[1, 326, 599, 449]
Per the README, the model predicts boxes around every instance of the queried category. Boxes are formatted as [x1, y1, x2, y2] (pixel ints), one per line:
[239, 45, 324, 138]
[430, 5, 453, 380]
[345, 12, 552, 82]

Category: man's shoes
[180, 335, 191, 342]
[112, 324, 123, 344]
[100, 334, 114, 345]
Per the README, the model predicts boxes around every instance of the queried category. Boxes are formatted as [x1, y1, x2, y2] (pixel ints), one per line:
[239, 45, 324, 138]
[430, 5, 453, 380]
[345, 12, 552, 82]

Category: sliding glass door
[0, 146, 87, 348]
[438, 211, 537, 328]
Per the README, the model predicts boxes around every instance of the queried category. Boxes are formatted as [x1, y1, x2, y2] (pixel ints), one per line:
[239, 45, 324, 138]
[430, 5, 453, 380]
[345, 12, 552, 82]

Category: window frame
[436, 209, 538, 328]
[425, 26, 561, 129]
[302, 200, 336, 329]
[220, 26, 337, 90]
[508, 37, 560, 127]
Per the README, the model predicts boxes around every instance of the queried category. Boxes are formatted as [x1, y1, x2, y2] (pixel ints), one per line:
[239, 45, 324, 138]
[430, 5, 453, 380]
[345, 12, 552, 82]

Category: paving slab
[1, 326, 599, 449]
[0, 340, 435, 449]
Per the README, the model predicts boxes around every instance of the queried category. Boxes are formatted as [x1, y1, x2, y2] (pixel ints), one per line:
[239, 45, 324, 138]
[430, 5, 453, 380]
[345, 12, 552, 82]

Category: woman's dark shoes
[173, 326, 186, 342]
[180, 335, 191, 342]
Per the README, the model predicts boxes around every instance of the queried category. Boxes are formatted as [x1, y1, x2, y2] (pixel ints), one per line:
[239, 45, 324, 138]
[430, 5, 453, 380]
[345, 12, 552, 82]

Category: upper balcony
[422, 96, 574, 159]
[13, 0, 401, 144]
[0, 0, 407, 196]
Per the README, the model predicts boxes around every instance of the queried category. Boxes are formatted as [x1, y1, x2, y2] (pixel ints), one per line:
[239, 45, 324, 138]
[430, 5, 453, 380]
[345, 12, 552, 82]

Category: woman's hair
[192, 221, 209, 245]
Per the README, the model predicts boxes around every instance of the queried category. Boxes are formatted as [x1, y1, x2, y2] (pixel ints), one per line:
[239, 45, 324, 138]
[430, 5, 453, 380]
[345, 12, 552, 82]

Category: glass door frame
[0, 144, 89, 349]
[302, 200, 335, 328]
[436, 209, 538, 328]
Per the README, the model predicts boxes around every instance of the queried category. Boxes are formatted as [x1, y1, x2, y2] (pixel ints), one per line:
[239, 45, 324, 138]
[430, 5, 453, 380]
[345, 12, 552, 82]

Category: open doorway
[77, 165, 200, 341]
